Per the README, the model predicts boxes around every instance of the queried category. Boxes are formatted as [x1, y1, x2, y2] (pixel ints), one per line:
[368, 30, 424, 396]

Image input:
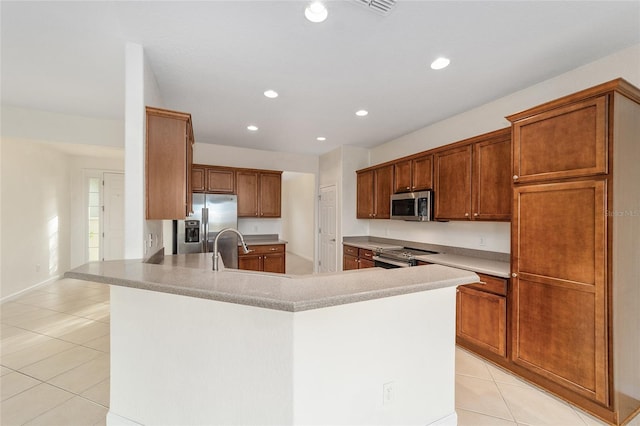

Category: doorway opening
[85, 171, 125, 262]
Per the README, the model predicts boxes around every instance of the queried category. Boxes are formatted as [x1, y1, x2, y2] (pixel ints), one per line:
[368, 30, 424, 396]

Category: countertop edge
[65, 264, 478, 313]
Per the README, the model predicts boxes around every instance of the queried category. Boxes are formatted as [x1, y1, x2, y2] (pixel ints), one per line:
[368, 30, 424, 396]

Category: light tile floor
[1, 278, 638, 425]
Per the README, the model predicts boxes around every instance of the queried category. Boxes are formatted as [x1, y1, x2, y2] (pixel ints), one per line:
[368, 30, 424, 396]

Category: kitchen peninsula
[66, 254, 478, 426]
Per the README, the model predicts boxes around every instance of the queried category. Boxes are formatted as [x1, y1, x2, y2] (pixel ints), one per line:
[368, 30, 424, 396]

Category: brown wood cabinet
[192, 164, 235, 194]
[342, 245, 375, 270]
[512, 96, 607, 184]
[434, 129, 511, 221]
[435, 145, 472, 220]
[356, 165, 393, 219]
[503, 79, 640, 425]
[456, 274, 508, 357]
[394, 155, 433, 193]
[236, 170, 282, 218]
[238, 244, 286, 274]
[145, 107, 194, 220]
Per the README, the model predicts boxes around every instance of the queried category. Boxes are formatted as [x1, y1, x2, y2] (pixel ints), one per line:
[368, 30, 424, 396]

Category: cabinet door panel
[263, 253, 285, 274]
[394, 160, 412, 193]
[359, 259, 375, 269]
[435, 145, 472, 220]
[516, 181, 605, 285]
[237, 172, 259, 217]
[473, 136, 511, 220]
[512, 180, 607, 404]
[259, 173, 282, 217]
[512, 278, 606, 403]
[356, 171, 374, 218]
[343, 255, 359, 271]
[457, 286, 506, 357]
[412, 155, 433, 191]
[192, 166, 205, 193]
[238, 255, 262, 272]
[146, 112, 189, 220]
[374, 165, 393, 219]
[206, 168, 235, 193]
[513, 96, 607, 183]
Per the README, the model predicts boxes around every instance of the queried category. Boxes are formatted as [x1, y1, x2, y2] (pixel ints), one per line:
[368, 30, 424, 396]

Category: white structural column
[123, 42, 145, 260]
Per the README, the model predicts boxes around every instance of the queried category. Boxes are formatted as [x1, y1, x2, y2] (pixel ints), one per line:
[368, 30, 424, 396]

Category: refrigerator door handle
[202, 207, 208, 253]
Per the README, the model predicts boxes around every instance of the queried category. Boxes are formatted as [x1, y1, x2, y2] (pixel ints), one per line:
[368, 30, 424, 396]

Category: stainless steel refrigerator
[174, 194, 239, 268]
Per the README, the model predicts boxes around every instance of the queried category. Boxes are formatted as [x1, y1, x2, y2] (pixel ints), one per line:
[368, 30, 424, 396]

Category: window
[88, 177, 101, 261]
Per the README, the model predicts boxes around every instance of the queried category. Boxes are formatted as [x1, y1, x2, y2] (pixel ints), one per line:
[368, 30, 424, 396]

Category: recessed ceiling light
[305, 1, 328, 23]
[316, 136, 326, 141]
[430, 57, 450, 70]
[247, 125, 258, 131]
[264, 90, 278, 99]
[355, 110, 369, 117]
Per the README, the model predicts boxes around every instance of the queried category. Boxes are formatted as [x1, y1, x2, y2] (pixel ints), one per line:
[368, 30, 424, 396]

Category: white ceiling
[2, 1, 639, 156]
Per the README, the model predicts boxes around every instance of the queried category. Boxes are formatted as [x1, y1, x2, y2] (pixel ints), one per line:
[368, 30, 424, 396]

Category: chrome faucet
[213, 228, 251, 271]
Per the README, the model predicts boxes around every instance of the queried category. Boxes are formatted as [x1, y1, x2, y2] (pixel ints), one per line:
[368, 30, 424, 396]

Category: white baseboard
[0, 274, 61, 303]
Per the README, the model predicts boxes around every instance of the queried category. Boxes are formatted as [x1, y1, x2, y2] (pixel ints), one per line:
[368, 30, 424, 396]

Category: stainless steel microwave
[390, 191, 433, 221]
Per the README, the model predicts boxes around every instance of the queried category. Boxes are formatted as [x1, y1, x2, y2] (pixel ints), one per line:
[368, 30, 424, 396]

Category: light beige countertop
[242, 234, 288, 246]
[342, 241, 404, 251]
[416, 253, 510, 278]
[65, 253, 478, 312]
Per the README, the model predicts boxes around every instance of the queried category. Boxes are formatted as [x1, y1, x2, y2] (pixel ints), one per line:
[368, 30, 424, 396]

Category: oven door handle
[372, 256, 411, 268]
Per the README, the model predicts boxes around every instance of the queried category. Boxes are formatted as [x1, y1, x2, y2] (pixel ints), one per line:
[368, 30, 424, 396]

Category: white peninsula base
[107, 284, 459, 426]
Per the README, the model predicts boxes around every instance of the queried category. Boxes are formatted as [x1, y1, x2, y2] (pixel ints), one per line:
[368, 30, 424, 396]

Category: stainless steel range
[372, 247, 438, 268]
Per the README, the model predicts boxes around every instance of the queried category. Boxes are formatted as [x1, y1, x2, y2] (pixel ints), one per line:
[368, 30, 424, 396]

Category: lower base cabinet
[456, 273, 508, 358]
[342, 245, 375, 270]
[238, 244, 286, 274]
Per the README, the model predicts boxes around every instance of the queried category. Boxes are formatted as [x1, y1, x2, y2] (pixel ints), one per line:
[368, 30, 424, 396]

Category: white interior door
[103, 172, 125, 260]
[318, 185, 337, 273]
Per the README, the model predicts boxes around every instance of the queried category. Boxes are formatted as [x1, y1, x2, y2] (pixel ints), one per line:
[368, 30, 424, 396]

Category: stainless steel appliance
[174, 194, 239, 268]
[390, 190, 433, 221]
[372, 247, 437, 269]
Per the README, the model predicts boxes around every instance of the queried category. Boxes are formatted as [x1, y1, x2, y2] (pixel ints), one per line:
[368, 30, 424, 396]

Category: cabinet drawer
[465, 273, 507, 296]
[239, 244, 285, 255]
[343, 245, 358, 257]
[359, 248, 374, 260]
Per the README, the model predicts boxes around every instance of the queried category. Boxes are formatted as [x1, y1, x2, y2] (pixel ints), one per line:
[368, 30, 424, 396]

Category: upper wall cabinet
[357, 165, 393, 219]
[146, 106, 194, 220]
[192, 164, 235, 194]
[434, 128, 511, 221]
[510, 96, 607, 184]
[236, 170, 282, 218]
[434, 145, 473, 220]
[394, 154, 433, 193]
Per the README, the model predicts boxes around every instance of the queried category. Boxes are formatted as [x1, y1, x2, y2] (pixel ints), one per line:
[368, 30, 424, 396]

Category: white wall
[281, 172, 315, 261]
[0, 139, 71, 299]
[362, 44, 640, 254]
[319, 146, 369, 269]
[1, 106, 123, 148]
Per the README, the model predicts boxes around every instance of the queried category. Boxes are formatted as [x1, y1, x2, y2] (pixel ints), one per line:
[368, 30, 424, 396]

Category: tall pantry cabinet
[507, 79, 640, 425]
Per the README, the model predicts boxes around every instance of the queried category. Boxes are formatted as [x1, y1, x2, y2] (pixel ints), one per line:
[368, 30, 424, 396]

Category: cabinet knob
[513, 175, 518, 180]
[406, 186, 410, 190]
[473, 213, 478, 217]
[269, 247, 277, 251]
[511, 273, 518, 278]
[464, 213, 469, 217]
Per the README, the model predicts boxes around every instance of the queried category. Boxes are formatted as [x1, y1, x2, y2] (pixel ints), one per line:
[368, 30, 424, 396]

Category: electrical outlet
[479, 236, 486, 246]
[383, 382, 394, 406]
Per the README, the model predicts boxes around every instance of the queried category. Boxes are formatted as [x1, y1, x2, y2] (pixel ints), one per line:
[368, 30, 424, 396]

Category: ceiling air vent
[353, 0, 397, 16]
